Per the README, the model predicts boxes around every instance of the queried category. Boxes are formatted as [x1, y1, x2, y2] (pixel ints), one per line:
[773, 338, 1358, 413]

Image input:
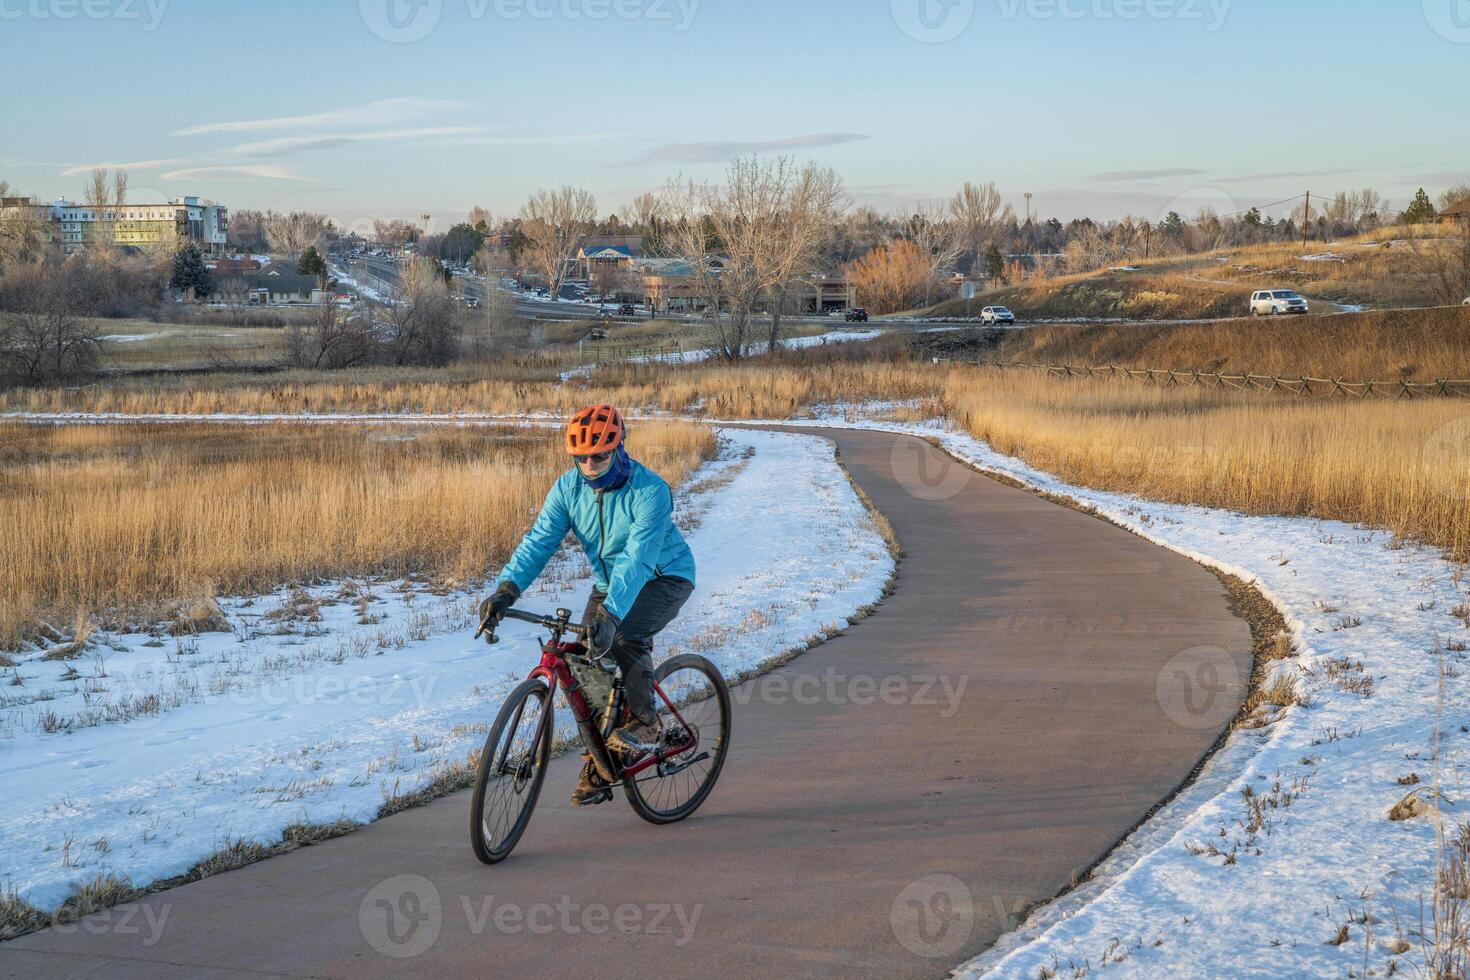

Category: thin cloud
[1228, 168, 1362, 182]
[1089, 168, 1208, 182]
[60, 158, 186, 176]
[160, 165, 305, 181]
[613, 133, 870, 167]
[230, 127, 485, 158]
[1409, 170, 1470, 187]
[424, 133, 621, 149]
[170, 98, 465, 137]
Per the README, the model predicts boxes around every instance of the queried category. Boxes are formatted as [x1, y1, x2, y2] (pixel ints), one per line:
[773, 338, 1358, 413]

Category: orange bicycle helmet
[565, 404, 626, 457]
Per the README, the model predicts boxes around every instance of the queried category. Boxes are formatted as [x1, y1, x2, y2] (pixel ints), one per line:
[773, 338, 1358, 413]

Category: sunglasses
[576, 450, 615, 465]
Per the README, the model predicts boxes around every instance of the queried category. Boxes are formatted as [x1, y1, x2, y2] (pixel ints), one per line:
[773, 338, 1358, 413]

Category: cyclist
[478, 404, 696, 806]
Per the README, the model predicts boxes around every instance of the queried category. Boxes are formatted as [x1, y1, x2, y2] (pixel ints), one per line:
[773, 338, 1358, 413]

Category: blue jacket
[494, 459, 696, 620]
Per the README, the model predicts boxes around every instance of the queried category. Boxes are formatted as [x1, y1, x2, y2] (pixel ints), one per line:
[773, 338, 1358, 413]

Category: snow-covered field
[7, 401, 1467, 976]
[738, 412, 1470, 979]
[0, 428, 893, 914]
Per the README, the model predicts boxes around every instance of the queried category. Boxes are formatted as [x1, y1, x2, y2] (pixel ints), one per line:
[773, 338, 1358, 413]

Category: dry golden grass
[971, 306, 1470, 381]
[929, 224, 1459, 318]
[4, 324, 1468, 592]
[0, 420, 715, 649]
[941, 369, 1470, 561]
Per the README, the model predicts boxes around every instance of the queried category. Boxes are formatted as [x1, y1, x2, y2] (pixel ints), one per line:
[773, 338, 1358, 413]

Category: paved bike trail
[4, 427, 1254, 979]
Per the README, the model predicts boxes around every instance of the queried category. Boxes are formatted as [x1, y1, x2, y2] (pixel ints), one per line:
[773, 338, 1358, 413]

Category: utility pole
[1024, 192, 1033, 224]
[1302, 192, 1310, 249]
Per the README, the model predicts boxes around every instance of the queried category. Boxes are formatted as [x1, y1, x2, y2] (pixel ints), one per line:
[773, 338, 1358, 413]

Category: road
[4, 427, 1254, 979]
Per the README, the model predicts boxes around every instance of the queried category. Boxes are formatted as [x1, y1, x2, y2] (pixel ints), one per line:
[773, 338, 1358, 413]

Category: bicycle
[469, 606, 732, 864]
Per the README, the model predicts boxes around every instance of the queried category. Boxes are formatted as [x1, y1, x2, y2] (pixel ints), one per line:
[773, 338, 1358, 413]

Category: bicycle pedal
[571, 787, 613, 807]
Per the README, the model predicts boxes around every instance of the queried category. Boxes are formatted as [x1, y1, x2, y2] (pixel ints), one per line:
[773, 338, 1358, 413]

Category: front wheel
[623, 654, 732, 825]
[470, 677, 553, 864]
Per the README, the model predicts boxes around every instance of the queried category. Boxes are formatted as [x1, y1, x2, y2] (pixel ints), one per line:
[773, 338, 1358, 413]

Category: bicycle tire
[623, 654, 731, 825]
[470, 677, 553, 864]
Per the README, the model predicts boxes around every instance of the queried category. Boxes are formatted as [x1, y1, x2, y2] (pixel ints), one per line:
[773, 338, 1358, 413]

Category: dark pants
[582, 576, 693, 726]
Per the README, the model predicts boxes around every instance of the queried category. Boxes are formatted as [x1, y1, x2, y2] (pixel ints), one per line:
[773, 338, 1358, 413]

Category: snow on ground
[0, 427, 893, 913]
[330, 264, 389, 304]
[97, 334, 161, 343]
[730, 410, 1470, 979]
[9, 401, 1467, 975]
[1300, 252, 1347, 262]
[556, 329, 882, 381]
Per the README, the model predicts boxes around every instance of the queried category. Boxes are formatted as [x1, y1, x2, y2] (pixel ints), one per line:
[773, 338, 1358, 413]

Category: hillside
[918, 305, 1470, 381]
[921, 227, 1462, 321]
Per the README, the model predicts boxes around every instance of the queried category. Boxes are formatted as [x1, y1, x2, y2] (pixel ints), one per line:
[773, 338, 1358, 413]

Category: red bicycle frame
[525, 639, 699, 782]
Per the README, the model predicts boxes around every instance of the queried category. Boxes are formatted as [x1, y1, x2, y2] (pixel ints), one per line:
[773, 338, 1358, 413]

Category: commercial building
[633, 258, 856, 314]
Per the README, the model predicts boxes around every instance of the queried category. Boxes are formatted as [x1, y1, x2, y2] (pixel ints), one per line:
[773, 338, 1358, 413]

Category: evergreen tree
[1402, 188, 1438, 225]
[984, 244, 1006, 284]
[169, 242, 214, 298]
[1243, 207, 1262, 227]
[297, 245, 327, 284]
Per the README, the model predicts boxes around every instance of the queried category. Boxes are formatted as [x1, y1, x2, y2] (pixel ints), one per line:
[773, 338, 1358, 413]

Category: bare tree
[949, 181, 1015, 275]
[466, 206, 492, 231]
[378, 256, 462, 365]
[0, 262, 103, 382]
[1409, 222, 1470, 306]
[216, 277, 251, 310]
[900, 200, 961, 309]
[763, 163, 846, 352]
[265, 211, 336, 260]
[661, 158, 846, 360]
[372, 218, 421, 245]
[0, 188, 49, 265]
[847, 239, 938, 314]
[519, 186, 597, 301]
[282, 302, 379, 369]
[83, 167, 128, 249]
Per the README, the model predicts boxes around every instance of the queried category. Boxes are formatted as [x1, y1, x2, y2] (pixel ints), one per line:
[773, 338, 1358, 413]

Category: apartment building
[1, 195, 229, 254]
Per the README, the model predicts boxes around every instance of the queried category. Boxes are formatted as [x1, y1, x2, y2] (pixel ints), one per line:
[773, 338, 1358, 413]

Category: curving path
[3, 427, 1253, 979]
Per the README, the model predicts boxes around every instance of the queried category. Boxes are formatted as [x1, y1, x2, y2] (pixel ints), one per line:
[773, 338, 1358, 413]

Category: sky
[2, 0, 1468, 232]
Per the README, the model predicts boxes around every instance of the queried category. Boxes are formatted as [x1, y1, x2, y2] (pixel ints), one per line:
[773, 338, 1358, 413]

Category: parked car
[845, 307, 869, 322]
[1250, 290, 1309, 316]
[980, 306, 1016, 325]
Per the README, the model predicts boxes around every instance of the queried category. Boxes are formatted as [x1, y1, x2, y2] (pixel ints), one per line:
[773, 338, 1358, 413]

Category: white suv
[980, 306, 1016, 325]
[1250, 290, 1309, 316]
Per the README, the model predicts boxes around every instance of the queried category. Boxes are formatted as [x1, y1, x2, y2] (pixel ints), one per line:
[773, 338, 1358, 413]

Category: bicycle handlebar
[503, 608, 589, 636]
[475, 606, 618, 674]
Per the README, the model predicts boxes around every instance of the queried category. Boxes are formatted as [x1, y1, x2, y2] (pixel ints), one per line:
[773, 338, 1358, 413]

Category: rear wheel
[470, 678, 553, 864]
[623, 654, 731, 825]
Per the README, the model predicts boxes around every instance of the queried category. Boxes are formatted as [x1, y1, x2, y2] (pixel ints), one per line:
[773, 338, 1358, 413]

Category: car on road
[980, 306, 1016, 325]
[617, 303, 637, 317]
[1250, 290, 1309, 316]
[463, 296, 480, 309]
[845, 308, 869, 322]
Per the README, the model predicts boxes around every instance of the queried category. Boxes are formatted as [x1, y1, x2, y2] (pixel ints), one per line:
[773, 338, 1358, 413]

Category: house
[1441, 197, 1470, 224]
[242, 269, 320, 305]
